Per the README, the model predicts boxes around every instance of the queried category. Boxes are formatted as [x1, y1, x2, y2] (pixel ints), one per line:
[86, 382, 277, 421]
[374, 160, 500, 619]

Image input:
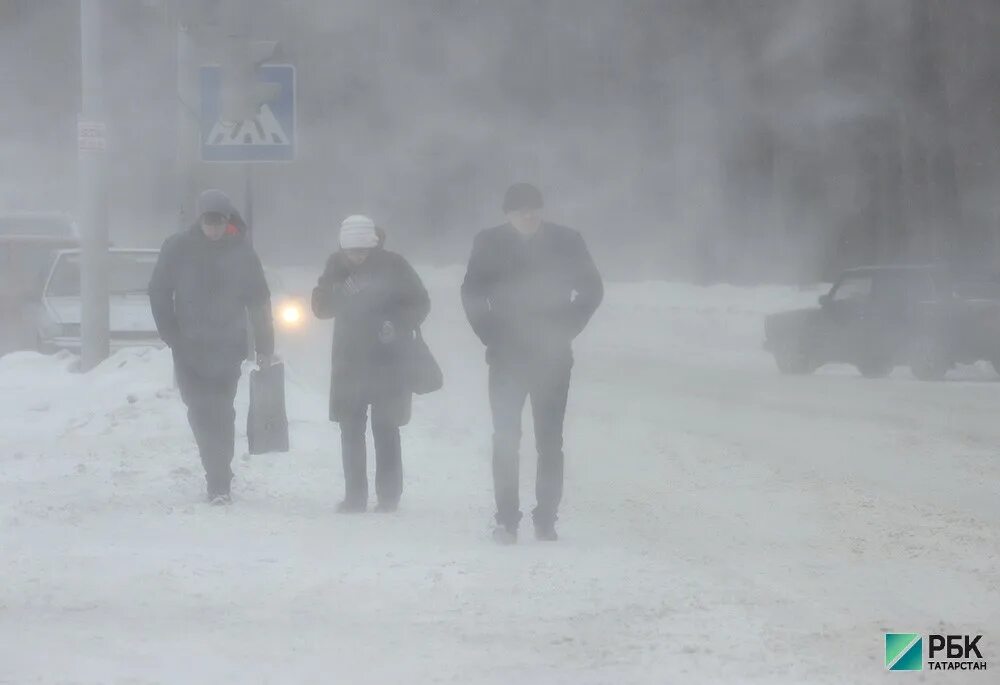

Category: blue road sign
[200, 64, 295, 163]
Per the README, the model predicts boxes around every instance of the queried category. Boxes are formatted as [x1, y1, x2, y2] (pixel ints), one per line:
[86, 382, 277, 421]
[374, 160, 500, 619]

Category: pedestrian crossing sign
[199, 64, 296, 162]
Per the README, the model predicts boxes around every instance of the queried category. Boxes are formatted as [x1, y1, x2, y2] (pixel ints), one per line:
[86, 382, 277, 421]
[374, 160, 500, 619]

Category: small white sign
[78, 120, 106, 152]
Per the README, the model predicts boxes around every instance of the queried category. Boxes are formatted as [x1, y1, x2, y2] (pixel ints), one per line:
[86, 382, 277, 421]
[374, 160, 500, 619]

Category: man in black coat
[462, 183, 604, 543]
[312, 216, 430, 513]
[149, 189, 275, 504]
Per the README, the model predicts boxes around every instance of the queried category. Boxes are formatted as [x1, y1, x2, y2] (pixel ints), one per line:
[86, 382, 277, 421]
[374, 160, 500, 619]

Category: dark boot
[492, 523, 518, 545]
[336, 500, 367, 514]
[534, 520, 558, 542]
[206, 473, 231, 500]
[208, 493, 232, 506]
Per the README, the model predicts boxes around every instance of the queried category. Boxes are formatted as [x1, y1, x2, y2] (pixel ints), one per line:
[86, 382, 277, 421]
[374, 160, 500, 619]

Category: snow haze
[3, 1, 1000, 279]
[1, 2, 1000, 684]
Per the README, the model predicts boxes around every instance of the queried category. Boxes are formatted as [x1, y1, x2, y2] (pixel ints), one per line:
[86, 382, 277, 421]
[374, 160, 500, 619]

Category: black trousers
[489, 359, 571, 529]
[339, 400, 403, 507]
[175, 360, 240, 496]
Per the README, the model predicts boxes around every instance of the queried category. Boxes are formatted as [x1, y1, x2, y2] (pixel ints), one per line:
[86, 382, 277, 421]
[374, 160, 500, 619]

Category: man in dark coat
[149, 189, 275, 504]
[462, 183, 604, 543]
[312, 215, 430, 513]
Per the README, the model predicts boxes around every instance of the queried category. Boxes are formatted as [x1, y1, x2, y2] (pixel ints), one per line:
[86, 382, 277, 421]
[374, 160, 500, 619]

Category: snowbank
[0, 348, 175, 443]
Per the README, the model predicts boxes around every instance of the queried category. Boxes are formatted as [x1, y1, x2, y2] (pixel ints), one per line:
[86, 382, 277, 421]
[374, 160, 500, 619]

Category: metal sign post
[78, 0, 110, 371]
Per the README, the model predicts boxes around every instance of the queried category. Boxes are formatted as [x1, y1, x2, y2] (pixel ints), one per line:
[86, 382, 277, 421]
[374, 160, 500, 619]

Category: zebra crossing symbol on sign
[200, 64, 295, 162]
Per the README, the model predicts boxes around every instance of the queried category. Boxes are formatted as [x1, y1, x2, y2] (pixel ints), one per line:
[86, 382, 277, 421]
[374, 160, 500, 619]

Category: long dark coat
[311, 248, 430, 425]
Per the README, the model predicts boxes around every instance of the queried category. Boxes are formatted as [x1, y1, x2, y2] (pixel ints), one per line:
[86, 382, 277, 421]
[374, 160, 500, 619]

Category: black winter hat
[197, 189, 235, 218]
[503, 183, 544, 213]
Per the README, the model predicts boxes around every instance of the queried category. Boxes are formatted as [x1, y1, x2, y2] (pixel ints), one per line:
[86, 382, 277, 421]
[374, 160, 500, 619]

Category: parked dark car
[0, 212, 80, 355]
[763, 265, 1000, 380]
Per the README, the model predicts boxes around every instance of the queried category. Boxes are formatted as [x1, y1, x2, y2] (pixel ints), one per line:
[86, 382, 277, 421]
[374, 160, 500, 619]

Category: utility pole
[78, 0, 109, 371]
[176, 13, 199, 231]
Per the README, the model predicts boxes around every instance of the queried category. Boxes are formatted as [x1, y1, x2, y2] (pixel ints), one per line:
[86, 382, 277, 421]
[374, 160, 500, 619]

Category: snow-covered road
[1, 269, 997, 684]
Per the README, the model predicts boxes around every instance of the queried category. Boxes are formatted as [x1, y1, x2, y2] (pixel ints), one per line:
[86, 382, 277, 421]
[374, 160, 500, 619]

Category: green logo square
[886, 633, 923, 671]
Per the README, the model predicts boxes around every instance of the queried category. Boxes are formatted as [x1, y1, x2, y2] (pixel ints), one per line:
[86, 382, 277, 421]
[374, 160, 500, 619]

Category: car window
[46, 255, 82, 297]
[46, 252, 158, 297]
[872, 271, 937, 306]
[832, 275, 872, 303]
[872, 273, 909, 306]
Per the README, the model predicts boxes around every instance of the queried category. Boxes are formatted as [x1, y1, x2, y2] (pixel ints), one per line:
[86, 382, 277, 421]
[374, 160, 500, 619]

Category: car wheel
[35, 333, 57, 355]
[773, 339, 815, 375]
[910, 337, 949, 381]
[856, 357, 893, 378]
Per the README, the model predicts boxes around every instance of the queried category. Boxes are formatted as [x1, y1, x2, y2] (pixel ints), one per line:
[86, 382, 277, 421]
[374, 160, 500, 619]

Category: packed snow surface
[1, 269, 998, 684]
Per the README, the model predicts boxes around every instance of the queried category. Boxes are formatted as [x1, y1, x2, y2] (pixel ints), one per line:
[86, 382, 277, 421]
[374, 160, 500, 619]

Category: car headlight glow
[278, 301, 304, 327]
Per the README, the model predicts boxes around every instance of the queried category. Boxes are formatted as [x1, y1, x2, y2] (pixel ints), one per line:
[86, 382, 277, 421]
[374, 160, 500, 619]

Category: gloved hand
[318, 252, 350, 289]
[378, 321, 396, 344]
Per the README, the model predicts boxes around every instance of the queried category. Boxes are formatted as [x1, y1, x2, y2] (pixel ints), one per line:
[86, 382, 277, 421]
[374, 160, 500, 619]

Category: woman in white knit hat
[311, 215, 431, 513]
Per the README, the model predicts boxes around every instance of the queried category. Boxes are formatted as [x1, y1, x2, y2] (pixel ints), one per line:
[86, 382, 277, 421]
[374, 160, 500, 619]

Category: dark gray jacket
[461, 222, 603, 366]
[149, 225, 274, 378]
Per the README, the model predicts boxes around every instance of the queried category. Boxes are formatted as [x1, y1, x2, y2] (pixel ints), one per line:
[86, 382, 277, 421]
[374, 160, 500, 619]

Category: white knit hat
[339, 214, 378, 250]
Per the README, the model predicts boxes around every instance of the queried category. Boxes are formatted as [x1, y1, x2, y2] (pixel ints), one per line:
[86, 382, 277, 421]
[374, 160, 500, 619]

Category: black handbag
[407, 327, 443, 395]
[248, 361, 290, 454]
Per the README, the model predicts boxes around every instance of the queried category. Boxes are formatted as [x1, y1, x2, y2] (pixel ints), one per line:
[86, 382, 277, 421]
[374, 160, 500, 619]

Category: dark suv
[764, 265, 1000, 380]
